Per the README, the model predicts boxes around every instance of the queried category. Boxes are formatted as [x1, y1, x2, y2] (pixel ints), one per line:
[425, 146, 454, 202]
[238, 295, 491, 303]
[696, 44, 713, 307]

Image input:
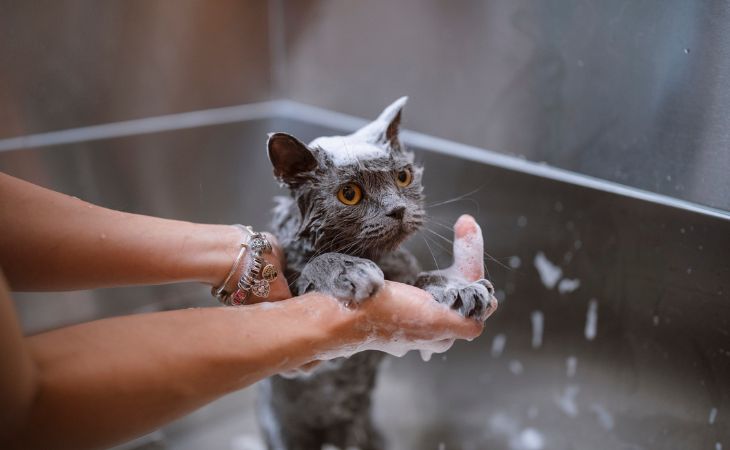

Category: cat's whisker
[422, 223, 512, 273]
[425, 185, 484, 208]
[420, 234, 441, 273]
[418, 231, 452, 256]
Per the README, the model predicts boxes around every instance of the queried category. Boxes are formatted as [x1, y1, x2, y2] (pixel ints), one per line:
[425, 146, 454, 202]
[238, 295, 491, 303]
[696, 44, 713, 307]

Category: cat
[257, 97, 496, 450]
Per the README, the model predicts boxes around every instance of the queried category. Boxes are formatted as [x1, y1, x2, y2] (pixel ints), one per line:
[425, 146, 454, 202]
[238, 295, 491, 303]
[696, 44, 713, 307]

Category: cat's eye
[396, 168, 412, 187]
[337, 183, 363, 206]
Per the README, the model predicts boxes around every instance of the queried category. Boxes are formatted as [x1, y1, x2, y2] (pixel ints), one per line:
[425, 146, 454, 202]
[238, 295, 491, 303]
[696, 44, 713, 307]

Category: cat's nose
[386, 206, 406, 221]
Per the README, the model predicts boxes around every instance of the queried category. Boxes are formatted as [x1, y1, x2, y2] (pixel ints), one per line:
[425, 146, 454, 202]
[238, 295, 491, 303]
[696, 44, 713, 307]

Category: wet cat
[258, 97, 496, 450]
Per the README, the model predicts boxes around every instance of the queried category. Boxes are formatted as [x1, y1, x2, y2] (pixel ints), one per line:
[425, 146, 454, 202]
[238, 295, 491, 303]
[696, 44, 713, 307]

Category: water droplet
[577, 59, 585, 67]
[687, 267, 692, 274]
[574, 240, 583, 249]
[517, 216, 528, 227]
[509, 360, 524, 375]
[684, 48, 690, 54]
[100, 233, 107, 240]
[509, 256, 522, 269]
[491, 334, 507, 358]
[566, 356, 578, 377]
[653, 315, 660, 326]
[680, 228, 686, 234]
[554, 201, 564, 212]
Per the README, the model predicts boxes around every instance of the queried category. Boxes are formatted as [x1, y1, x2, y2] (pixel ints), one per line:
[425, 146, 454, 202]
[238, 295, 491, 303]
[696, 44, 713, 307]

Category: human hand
[355, 214, 495, 354]
[309, 214, 496, 362]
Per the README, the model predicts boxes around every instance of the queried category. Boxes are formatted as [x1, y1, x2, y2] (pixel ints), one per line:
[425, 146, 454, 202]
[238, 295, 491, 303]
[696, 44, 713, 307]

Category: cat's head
[268, 97, 424, 257]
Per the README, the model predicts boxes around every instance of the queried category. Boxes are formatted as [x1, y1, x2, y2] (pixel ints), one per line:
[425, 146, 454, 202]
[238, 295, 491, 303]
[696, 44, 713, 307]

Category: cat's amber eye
[337, 183, 363, 206]
[396, 168, 412, 187]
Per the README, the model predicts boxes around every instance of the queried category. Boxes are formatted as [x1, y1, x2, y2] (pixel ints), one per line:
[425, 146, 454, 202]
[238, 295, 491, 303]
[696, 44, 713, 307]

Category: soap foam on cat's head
[308, 96, 409, 167]
[309, 135, 390, 167]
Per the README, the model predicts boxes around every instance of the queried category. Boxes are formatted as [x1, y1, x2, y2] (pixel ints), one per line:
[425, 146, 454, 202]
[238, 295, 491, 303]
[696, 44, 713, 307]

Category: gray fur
[257, 98, 495, 450]
[297, 253, 384, 304]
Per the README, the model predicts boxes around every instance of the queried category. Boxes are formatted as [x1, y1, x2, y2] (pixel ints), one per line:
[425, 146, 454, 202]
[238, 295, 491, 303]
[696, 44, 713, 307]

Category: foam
[309, 135, 389, 166]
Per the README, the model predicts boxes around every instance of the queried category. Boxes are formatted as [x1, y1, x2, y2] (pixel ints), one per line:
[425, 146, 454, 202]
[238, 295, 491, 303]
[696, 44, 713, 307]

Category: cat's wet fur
[258, 97, 496, 450]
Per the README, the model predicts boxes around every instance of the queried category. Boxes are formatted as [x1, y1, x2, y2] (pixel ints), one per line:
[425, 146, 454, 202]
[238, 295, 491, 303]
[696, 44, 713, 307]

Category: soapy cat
[258, 97, 496, 450]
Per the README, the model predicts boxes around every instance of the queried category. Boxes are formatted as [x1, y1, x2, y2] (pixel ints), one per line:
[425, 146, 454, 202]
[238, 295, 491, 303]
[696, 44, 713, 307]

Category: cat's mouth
[377, 216, 423, 249]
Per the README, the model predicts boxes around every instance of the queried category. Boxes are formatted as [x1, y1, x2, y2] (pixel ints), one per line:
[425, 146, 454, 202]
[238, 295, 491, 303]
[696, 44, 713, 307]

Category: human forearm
[7, 294, 355, 450]
[0, 172, 240, 291]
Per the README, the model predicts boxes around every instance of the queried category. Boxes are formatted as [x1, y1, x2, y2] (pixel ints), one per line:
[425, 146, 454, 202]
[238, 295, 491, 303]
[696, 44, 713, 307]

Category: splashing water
[510, 428, 545, 450]
[491, 334, 507, 358]
[709, 407, 718, 424]
[557, 278, 581, 294]
[591, 403, 615, 430]
[534, 252, 562, 289]
[585, 299, 598, 341]
[555, 385, 580, 417]
[566, 356, 578, 378]
[531, 311, 544, 349]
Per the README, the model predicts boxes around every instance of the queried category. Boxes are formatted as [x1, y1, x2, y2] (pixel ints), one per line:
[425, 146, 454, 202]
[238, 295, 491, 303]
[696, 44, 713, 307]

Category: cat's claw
[297, 253, 385, 304]
[419, 277, 496, 320]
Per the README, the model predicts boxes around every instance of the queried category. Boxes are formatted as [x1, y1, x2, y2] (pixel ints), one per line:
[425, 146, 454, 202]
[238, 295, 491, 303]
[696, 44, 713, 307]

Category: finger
[451, 214, 484, 282]
[440, 308, 484, 340]
[388, 282, 484, 339]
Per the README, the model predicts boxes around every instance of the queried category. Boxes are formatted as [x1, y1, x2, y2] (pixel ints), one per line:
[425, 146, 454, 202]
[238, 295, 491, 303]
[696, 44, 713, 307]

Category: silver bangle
[211, 224, 252, 305]
[211, 242, 248, 300]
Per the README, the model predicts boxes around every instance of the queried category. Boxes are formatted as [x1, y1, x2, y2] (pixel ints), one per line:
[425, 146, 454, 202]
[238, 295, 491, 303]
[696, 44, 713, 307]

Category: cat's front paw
[297, 253, 385, 304]
[418, 275, 496, 320]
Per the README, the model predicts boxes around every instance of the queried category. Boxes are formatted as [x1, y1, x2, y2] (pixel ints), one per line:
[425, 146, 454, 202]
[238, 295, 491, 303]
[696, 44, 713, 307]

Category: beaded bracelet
[212, 225, 278, 306]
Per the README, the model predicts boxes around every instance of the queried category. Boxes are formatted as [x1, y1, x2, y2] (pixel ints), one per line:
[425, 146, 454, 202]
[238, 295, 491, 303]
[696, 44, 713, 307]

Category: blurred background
[1, 1, 728, 449]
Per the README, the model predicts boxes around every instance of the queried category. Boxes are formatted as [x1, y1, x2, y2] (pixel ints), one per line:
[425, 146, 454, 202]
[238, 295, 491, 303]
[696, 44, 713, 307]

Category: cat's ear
[354, 96, 408, 150]
[268, 133, 318, 187]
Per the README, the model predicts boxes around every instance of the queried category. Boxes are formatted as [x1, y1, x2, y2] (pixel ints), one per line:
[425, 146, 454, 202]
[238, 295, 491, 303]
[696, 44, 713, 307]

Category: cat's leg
[324, 414, 386, 450]
[296, 252, 385, 303]
[257, 379, 323, 450]
[376, 247, 422, 285]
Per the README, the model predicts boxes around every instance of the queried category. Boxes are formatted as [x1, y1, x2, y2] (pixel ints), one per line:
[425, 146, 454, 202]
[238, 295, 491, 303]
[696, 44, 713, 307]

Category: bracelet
[212, 225, 279, 306]
[211, 225, 252, 304]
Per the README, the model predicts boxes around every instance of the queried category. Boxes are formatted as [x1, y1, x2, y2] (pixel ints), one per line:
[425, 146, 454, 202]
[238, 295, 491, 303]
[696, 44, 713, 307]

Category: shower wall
[0, 0, 273, 138]
[279, 0, 730, 213]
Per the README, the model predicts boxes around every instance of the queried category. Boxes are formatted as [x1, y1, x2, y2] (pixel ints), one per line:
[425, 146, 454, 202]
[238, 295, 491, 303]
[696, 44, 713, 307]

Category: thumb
[449, 214, 484, 282]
